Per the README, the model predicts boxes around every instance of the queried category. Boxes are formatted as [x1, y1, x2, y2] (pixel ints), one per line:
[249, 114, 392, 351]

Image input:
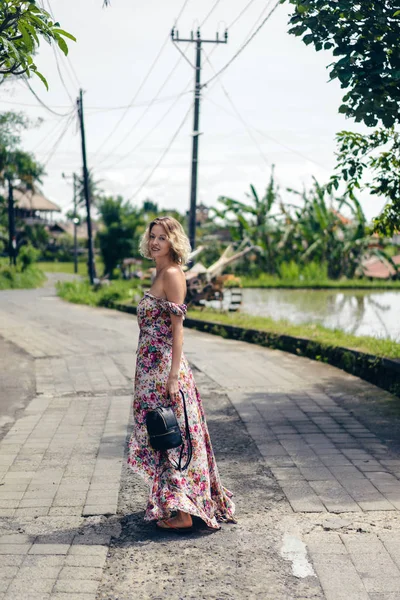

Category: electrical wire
[229, 0, 259, 29]
[204, 93, 330, 171]
[42, 114, 75, 167]
[203, 0, 280, 87]
[22, 77, 75, 117]
[92, 0, 191, 158]
[98, 83, 192, 170]
[203, 50, 268, 168]
[33, 117, 72, 154]
[46, 0, 79, 99]
[126, 103, 192, 202]
[200, 0, 222, 26]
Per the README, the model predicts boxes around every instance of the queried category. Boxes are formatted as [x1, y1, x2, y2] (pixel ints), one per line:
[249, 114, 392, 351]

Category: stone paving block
[0, 534, 31, 545]
[5, 592, 50, 600]
[368, 594, 400, 600]
[310, 480, 360, 512]
[82, 504, 116, 516]
[68, 545, 108, 559]
[299, 467, 336, 481]
[14, 506, 49, 517]
[312, 554, 369, 600]
[0, 499, 18, 508]
[58, 567, 102, 581]
[50, 594, 97, 600]
[28, 544, 70, 555]
[341, 533, 384, 554]
[48, 507, 83, 517]
[23, 555, 65, 568]
[358, 499, 396, 511]
[306, 532, 347, 555]
[0, 509, 15, 517]
[18, 564, 62, 579]
[53, 580, 100, 594]
[0, 544, 32, 555]
[53, 496, 87, 508]
[18, 497, 54, 508]
[0, 566, 19, 578]
[6, 577, 55, 594]
[363, 578, 400, 593]
[0, 582, 9, 594]
[280, 481, 326, 512]
[0, 556, 24, 567]
[270, 467, 303, 481]
[64, 555, 107, 568]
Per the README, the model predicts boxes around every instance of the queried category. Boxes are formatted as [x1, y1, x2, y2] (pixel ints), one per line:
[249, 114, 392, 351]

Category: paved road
[0, 277, 400, 599]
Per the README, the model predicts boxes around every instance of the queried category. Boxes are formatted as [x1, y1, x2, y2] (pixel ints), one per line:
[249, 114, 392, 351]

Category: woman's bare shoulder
[163, 266, 186, 302]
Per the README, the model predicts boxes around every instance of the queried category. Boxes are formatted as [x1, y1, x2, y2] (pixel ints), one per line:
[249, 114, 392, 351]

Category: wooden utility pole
[171, 27, 228, 250]
[77, 89, 96, 284]
[7, 177, 16, 266]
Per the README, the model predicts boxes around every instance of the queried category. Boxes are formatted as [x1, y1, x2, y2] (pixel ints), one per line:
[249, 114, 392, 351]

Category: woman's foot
[157, 510, 193, 530]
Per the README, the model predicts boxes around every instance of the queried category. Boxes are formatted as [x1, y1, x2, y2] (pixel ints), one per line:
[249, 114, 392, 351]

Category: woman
[128, 216, 235, 531]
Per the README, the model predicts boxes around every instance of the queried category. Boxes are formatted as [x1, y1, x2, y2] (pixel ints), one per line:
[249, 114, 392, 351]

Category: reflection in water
[229, 289, 400, 341]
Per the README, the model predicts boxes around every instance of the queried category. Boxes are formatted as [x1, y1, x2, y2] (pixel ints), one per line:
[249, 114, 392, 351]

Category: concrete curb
[112, 302, 400, 398]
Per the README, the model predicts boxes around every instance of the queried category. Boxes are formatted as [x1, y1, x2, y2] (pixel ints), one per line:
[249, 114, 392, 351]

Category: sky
[1, 0, 385, 221]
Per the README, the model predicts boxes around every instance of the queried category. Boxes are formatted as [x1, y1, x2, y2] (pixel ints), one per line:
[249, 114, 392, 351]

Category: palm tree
[213, 167, 282, 273]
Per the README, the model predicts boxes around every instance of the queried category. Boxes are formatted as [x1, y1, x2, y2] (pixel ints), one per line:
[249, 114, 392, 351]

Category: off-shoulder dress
[127, 292, 235, 529]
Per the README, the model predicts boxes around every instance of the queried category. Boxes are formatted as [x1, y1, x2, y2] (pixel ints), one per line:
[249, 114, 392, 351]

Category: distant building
[48, 221, 101, 241]
[12, 189, 61, 225]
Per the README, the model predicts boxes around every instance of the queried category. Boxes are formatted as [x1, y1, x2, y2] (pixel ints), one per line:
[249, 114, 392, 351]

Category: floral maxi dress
[128, 292, 235, 529]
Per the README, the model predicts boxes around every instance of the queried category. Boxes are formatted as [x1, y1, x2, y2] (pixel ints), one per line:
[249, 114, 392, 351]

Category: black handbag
[146, 390, 192, 471]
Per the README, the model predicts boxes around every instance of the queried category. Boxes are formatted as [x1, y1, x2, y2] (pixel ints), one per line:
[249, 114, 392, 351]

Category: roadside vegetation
[56, 279, 400, 360]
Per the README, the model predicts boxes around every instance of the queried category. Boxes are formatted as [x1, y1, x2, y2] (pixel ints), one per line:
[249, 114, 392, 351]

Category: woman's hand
[167, 372, 180, 398]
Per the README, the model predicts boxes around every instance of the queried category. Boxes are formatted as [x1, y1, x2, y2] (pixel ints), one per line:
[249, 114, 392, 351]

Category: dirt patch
[96, 369, 324, 600]
[0, 336, 35, 441]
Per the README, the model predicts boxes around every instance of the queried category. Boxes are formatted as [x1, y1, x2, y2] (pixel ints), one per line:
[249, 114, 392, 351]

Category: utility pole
[62, 172, 79, 274]
[7, 177, 16, 266]
[77, 89, 96, 285]
[72, 173, 78, 275]
[171, 27, 228, 250]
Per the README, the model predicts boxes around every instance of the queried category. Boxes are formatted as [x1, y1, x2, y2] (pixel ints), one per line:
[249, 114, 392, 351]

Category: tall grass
[56, 279, 144, 307]
[0, 266, 46, 290]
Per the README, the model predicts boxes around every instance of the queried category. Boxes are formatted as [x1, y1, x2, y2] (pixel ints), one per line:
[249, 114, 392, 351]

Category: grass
[187, 308, 400, 360]
[56, 279, 145, 307]
[0, 266, 46, 290]
[241, 274, 400, 289]
[37, 260, 104, 276]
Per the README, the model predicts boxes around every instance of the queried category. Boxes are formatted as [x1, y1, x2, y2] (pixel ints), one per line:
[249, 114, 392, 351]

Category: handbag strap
[171, 389, 193, 472]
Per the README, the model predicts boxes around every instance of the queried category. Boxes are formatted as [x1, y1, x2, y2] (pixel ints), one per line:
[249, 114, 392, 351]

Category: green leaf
[394, 10, 400, 16]
[17, 22, 34, 51]
[32, 69, 49, 90]
[52, 28, 77, 42]
[57, 37, 68, 56]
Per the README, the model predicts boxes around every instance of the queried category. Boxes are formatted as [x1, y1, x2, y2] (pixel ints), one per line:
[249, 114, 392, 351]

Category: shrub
[18, 244, 40, 271]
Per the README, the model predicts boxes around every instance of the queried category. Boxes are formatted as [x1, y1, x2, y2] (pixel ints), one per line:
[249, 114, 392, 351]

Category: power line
[33, 117, 72, 154]
[204, 92, 330, 171]
[42, 114, 75, 167]
[200, 0, 222, 26]
[92, 0, 191, 158]
[22, 77, 75, 117]
[47, 0, 80, 97]
[126, 103, 192, 202]
[203, 0, 280, 87]
[203, 50, 268, 169]
[229, 0, 259, 29]
[97, 83, 191, 170]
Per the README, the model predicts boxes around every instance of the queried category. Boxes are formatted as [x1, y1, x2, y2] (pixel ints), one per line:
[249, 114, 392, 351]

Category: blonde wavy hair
[140, 216, 191, 265]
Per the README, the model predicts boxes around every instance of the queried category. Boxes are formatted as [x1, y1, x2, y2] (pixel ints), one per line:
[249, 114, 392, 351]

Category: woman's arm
[163, 268, 186, 397]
